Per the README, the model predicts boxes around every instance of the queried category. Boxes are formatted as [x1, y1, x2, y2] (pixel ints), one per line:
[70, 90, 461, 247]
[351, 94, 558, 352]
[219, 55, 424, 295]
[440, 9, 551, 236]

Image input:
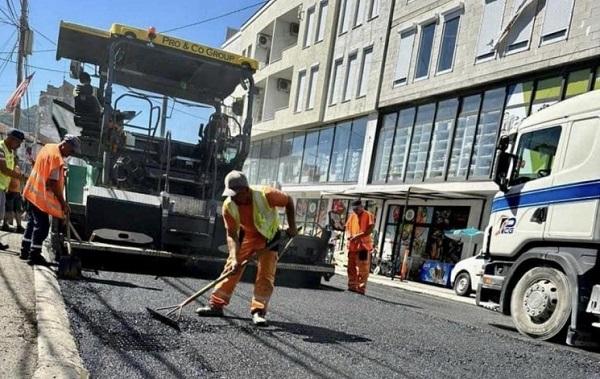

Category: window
[541, 0, 574, 44]
[257, 138, 273, 185]
[301, 131, 319, 182]
[315, 1, 329, 43]
[343, 53, 359, 101]
[372, 113, 397, 182]
[415, 22, 436, 79]
[306, 65, 319, 109]
[245, 142, 261, 184]
[448, 95, 481, 178]
[369, 0, 380, 19]
[437, 14, 460, 73]
[393, 30, 416, 86]
[565, 69, 591, 99]
[279, 133, 305, 184]
[505, 0, 536, 53]
[316, 128, 334, 182]
[247, 44, 253, 58]
[426, 99, 458, 179]
[469, 87, 505, 178]
[502, 81, 533, 133]
[345, 118, 367, 181]
[388, 108, 415, 182]
[295, 70, 307, 112]
[354, 0, 365, 27]
[476, 0, 505, 60]
[329, 122, 352, 181]
[595, 67, 600, 90]
[304, 7, 316, 47]
[357, 47, 373, 97]
[329, 58, 344, 105]
[405, 103, 435, 182]
[242, 48, 246, 57]
[339, 0, 351, 34]
[531, 76, 561, 113]
[511, 126, 561, 185]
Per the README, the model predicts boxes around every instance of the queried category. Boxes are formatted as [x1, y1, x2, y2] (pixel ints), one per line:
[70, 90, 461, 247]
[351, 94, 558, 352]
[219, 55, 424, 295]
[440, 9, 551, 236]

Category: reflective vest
[223, 186, 279, 241]
[23, 144, 65, 219]
[0, 140, 15, 191]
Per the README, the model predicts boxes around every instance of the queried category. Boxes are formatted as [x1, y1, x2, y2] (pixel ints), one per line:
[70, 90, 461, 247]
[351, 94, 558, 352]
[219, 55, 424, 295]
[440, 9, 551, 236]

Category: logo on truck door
[496, 216, 517, 235]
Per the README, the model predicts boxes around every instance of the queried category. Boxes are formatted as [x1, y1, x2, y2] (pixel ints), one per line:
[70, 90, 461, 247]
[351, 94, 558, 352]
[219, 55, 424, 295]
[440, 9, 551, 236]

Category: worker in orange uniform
[196, 170, 297, 326]
[345, 200, 375, 295]
[20, 135, 80, 265]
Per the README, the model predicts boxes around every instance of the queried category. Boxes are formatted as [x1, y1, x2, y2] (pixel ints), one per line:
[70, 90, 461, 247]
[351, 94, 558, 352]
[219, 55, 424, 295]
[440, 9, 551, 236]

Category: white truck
[477, 89, 600, 346]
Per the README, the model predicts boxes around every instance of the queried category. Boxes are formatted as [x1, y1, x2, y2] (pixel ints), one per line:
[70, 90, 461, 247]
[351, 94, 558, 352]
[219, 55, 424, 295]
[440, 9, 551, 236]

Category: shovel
[147, 231, 296, 331]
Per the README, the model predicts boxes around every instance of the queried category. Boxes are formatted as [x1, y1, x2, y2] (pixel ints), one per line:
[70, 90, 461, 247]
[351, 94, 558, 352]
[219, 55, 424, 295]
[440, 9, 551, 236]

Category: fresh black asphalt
[59, 261, 600, 379]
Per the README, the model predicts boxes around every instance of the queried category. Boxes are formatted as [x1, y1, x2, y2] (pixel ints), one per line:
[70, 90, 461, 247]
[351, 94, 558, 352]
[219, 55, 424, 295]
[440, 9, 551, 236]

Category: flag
[4, 72, 35, 113]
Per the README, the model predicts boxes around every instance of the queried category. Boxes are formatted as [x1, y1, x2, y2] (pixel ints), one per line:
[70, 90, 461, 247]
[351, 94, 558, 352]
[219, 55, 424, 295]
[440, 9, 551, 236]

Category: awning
[493, 0, 537, 50]
[320, 182, 498, 202]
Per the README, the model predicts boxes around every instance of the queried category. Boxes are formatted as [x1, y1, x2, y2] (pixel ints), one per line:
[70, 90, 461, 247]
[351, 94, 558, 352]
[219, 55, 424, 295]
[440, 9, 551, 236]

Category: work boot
[27, 252, 49, 267]
[0, 242, 9, 250]
[19, 251, 29, 260]
[15, 226, 24, 234]
[252, 312, 268, 327]
[195, 306, 224, 317]
[1, 224, 10, 232]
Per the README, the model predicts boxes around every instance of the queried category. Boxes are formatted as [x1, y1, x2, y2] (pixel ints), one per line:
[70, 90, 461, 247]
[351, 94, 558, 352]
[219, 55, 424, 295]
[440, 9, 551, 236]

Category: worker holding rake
[195, 170, 297, 326]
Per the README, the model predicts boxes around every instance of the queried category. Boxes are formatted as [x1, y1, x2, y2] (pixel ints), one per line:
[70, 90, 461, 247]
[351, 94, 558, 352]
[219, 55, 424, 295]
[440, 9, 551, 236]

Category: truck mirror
[232, 99, 244, 116]
[493, 151, 513, 192]
[328, 211, 345, 232]
[497, 135, 510, 152]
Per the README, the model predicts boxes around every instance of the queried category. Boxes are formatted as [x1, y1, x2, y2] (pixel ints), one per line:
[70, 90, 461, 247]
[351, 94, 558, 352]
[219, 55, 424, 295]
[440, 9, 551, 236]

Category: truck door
[489, 125, 563, 256]
[545, 117, 600, 242]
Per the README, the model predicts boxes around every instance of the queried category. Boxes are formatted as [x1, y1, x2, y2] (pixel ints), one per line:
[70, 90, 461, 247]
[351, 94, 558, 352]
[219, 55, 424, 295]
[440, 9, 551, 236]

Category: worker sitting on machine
[73, 72, 101, 118]
[195, 170, 297, 326]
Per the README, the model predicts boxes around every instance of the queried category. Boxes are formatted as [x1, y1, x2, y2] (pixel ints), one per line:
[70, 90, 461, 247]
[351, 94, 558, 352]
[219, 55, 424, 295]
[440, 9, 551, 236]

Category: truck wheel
[510, 267, 571, 341]
[453, 272, 471, 297]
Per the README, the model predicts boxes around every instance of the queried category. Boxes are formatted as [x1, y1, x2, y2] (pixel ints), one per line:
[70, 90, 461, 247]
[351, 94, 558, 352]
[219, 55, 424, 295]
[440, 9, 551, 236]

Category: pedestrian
[20, 135, 80, 265]
[195, 170, 297, 326]
[345, 200, 375, 295]
[0, 129, 27, 250]
[3, 156, 25, 233]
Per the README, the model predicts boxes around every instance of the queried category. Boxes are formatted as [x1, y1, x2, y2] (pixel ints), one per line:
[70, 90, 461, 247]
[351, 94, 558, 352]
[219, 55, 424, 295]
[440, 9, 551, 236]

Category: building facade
[223, 0, 600, 283]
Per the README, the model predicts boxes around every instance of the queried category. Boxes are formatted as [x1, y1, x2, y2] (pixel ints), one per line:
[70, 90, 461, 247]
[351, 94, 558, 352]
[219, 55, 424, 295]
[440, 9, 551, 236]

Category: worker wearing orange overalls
[345, 200, 375, 295]
[20, 135, 80, 265]
[196, 170, 297, 326]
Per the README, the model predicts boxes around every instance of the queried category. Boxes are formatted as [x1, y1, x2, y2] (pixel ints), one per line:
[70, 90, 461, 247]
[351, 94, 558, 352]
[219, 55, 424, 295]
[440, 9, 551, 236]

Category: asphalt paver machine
[51, 22, 335, 285]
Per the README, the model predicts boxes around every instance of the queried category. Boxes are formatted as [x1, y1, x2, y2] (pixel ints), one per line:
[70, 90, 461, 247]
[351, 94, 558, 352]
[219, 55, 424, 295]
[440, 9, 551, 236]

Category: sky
[0, 0, 265, 142]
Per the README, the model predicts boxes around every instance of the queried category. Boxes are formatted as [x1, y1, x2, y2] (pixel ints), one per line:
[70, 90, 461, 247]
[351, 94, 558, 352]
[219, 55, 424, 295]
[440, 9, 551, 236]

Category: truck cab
[477, 90, 600, 345]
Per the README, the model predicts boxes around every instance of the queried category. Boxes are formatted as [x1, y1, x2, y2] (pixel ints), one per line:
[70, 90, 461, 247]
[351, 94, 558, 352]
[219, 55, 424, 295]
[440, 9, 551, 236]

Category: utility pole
[13, 0, 29, 130]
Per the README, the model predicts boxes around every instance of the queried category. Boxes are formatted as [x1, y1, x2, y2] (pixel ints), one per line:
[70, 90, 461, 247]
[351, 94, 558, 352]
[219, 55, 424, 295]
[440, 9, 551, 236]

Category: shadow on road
[364, 294, 423, 309]
[82, 276, 163, 291]
[489, 323, 518, 334]
[267, 320, 371, 344]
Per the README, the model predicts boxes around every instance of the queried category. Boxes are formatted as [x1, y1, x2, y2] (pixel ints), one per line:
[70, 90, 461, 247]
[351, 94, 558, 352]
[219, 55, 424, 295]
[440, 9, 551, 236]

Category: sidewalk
[334, 265, 476, 305]
[0, 231, 37, 378]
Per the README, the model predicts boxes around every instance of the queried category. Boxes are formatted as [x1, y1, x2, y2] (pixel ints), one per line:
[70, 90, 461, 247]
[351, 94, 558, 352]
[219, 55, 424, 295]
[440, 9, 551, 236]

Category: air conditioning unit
[277, 79, 291, 93]
[289, 23, 300, 36]
[258, 33, 271, 48]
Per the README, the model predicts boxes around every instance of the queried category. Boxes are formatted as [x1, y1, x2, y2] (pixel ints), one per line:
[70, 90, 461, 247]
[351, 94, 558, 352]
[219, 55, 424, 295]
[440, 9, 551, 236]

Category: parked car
[450, 254, 489, 297]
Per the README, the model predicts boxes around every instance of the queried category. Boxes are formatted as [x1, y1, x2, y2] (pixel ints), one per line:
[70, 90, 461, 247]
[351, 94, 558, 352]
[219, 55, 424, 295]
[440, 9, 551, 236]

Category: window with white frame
[476, 0, 506, 60]
[393, 29, 416, 86]
[306, 65, 319, 109]
[343, 52, 359, 101]
[247, 44, 253, 59]
[437, 12, 460, 73]
[329, 58, 344, 105]
[415, 22, 436, 79]
[315, 1, 329, 43]
[354, 0, 365, 27]
[369, 0, 380, 19]
[339, 0, 352, 34]
[295, 70, 307, 112]
[505, 0, 537, 53]
[304, 6, 316, 47]
[357, 47, 373, 97]
[541, 0, 574, 44]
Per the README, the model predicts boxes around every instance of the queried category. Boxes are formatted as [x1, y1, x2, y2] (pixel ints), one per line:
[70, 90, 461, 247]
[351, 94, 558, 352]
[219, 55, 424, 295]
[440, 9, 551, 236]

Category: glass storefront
[372, 63, 599, 183]
[244, 116, 368, 185]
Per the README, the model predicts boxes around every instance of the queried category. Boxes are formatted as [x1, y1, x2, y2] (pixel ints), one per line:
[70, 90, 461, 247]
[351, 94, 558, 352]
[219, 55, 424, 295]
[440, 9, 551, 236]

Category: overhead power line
[0, 55, 67, 73]
[0, 48, 53, 54]
[163, 1, 267, 33]
[31, 26, 57, 46]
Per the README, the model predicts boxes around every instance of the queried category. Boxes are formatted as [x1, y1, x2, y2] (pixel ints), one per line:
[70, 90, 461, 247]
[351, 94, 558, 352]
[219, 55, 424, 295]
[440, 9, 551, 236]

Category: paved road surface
[59, 265, 600, 379]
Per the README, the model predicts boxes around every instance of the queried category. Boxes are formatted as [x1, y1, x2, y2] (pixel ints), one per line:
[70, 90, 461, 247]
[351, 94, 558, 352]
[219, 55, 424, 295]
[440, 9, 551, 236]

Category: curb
[334, 267, 476, 305]
[33, 264, 89, 379]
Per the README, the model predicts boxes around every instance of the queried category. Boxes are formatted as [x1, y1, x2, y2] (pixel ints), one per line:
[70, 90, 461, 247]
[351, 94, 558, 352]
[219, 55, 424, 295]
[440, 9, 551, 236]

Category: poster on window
[306, 199, 319, 222]
[317, 199, 328, 227]
[296, 199, 308, 222]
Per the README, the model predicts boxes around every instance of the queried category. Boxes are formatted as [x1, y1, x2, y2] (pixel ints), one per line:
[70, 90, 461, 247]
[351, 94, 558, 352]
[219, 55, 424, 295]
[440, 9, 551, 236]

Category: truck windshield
[510, 126, 561, 185]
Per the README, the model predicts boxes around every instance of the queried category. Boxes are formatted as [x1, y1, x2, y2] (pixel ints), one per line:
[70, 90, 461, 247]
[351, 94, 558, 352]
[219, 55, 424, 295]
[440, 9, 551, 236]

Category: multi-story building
[224, 0, 600, 283]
